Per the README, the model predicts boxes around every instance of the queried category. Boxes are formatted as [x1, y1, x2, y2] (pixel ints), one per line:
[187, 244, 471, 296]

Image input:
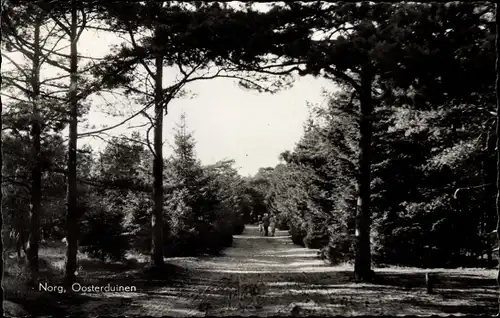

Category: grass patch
[3, 244, 181, 317]
[3, 254, 70, 317]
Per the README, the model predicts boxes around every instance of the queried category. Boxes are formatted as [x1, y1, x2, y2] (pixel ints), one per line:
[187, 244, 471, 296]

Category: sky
[77, 19, 334, 177]
[81, 66, 332, 177]
[3, 4, 335, 177]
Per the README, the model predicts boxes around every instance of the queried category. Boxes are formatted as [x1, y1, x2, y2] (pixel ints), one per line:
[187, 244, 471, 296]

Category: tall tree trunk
[483, 152, 495, 267]
[354, 65, 374, 282]
[151, 51, 165, 267]
[0, 7, 2, 287]
[65, 0, 79, 285]
[494, 0, 500, 312]
[27, 12, 43, 280]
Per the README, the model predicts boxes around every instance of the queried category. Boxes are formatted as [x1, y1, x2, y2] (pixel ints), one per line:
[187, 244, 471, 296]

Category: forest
[2, 1, 500, 316]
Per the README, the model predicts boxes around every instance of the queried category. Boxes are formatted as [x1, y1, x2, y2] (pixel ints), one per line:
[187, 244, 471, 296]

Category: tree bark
[27, 12, 43, 280]
[354, 65, 374, 282]
[496, 1, 500, 314]
[0, 25, 2, 291]
[483, 153, 495, 267]
[65, 0, 79, 286]
[151, 49, 165, 267]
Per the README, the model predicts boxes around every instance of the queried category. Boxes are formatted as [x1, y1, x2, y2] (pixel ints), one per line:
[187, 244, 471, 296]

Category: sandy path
[72, 225, 497, 317]
[75, 226, 333, 316]
[166, 225, 325, 274]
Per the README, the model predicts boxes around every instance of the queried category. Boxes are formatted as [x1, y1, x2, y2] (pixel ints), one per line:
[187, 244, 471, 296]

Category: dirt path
[70, 225, 497, 316]
[167, 225, 325, 274]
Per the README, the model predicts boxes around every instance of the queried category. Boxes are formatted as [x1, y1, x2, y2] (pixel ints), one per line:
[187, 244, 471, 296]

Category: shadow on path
[7, 225, 496, 316]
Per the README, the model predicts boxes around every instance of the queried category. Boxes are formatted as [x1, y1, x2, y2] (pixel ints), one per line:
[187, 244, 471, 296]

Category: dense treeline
[2, 0, 500, 293]
[3, 113, 247, 261]
[242, 3, 498, 269]
[2, 0, 291, 283]
[250, 90, 497, 268]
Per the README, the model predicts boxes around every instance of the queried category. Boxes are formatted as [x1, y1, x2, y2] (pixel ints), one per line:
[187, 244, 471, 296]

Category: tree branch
[3, 77, 31, 96]
[83, 25, 128, 33]
[138, 109, 156, 156]
[323, 66, 361, 91]
[76, 8, 86, 42]
[39, 20, 60, 49]
[46, 166, 182, 194]
[2, 54, 30, 79]
[47, 12, 71, 35]
[145, 122, 155, 157]
[1, 92, 29, 103]
[96, 131, 152, 150]
[452, 183, 494, 199]
[39, 30, 68, 66]
[126, 24, 156, 79]
[77, 101, 155, 137]
[39, 73, 70, 85]
[127, 122, 150, 130]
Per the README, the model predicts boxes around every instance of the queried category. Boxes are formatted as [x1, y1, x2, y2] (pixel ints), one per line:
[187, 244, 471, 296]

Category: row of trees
[2, 1, 290, 285]
[235, 1, 498, 275]
[271, 1, 498, 279]
[3, 110, 248, 260]
[3, 2, 500, 297]
[254, 83, 496, 268]
[79, 115, 248, 260]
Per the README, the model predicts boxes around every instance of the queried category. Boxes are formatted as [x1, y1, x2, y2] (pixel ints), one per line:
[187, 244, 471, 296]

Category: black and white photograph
[2, 1, 499, 316]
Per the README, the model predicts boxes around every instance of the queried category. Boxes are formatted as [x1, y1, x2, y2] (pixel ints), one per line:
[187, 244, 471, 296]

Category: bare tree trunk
[65, 0, 79, 285]
[354, 65, 374, 282]
[151, 51, 165, 267]
[494, 0, 500, 313]
[0, 8, 2, 283]
[488, 231, 493, 266]
[27, 12, 43, 280]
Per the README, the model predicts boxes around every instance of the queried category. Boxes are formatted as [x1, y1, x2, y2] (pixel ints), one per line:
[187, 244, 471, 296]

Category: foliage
[2, 0, 497, 275]
[261, 90, 358, 263]
[79, 191, 130, 262]
[163, 114, 245, 256]
[247, 2, 497, 270]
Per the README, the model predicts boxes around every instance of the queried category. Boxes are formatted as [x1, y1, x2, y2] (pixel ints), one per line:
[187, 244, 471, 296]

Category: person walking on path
[262, 213, 270, 236]
[269, 214, 277, 237]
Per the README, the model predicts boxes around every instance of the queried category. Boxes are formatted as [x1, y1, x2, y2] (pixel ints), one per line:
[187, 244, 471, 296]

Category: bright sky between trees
[2, 2, 335, 177]
[81, 28, 332, 176]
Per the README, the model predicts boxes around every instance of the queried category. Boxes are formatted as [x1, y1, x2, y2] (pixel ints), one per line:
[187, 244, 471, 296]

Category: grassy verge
[3, 241, 189, 317]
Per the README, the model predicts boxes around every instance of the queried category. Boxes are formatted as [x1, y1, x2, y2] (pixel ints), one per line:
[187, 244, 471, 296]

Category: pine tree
[2, 1, 73, 280]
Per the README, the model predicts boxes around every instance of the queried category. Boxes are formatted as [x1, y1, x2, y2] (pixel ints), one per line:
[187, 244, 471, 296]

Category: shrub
[276, 214, 289, 231]
[319, 225, 354, 265]
[124, 201, 152, 254]
[80, 202, 129, 262]
[303, 231, 329, 249]
[302, 216, 330, 249]
[288, 221, 307, 247]
[230, 211, 245, 235]
[233, 224, 245, 235]
[164, 227, 200, 257]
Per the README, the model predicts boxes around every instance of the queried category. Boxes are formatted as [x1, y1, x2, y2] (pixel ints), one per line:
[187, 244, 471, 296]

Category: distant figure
[269, 214, 277, 237]
[262, 213, 270, 236]
[62, 237, 68, 247]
